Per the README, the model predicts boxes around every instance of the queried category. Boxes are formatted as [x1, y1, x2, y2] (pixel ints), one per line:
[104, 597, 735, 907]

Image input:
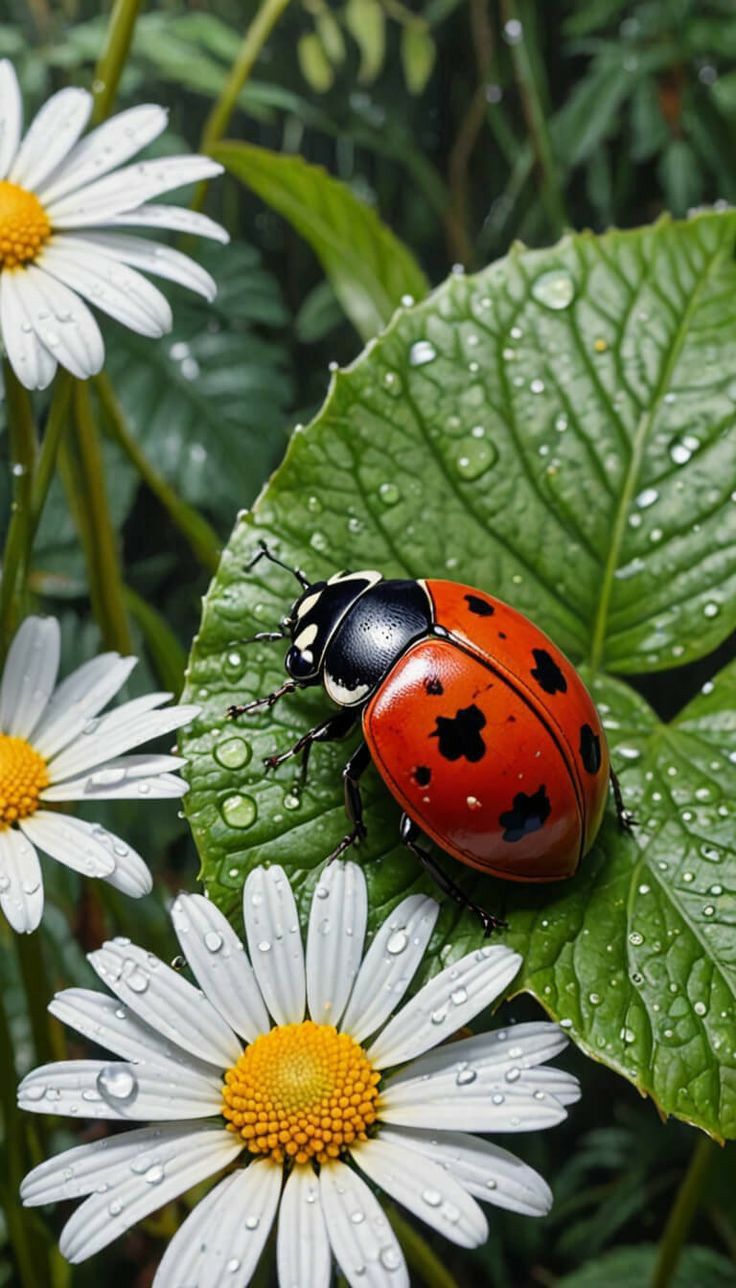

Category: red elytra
[229, 548, 626, 933]
[364, 580, 609, 883]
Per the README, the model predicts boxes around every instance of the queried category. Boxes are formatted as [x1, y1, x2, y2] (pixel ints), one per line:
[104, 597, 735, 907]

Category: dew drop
[422, 1188, 442, 1207]
[694, 1001, 707, 1016]
[450, 986, 468, 1006]
[96, 1065, 138, 1104]
[386, 930, 408, 956]
[221, 794, 257, 829]
[456, 1067, 477, 1086]
[455, 436, 497, 481]
[214, 737, 251, 770]
[204, 931, 223, 953]
[378, 482, 400, 506]
[145, 1163, 164, 1185]
[409, 340, 437, 367]
[379, 1246, 402, 1271]
[505, 1066, 521, 1083]
[531, 268, 575, 310]
[636, 487, 659, 509]
[245, 1215, 260, 1231]
[126, 968, 149, 994]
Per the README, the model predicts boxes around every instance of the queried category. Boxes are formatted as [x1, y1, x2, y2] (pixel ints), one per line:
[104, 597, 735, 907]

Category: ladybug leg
[610, 767, 637, 833]
[264, 709, 359, 788]
[227, 679, 297, 721]
[399, 815, 508, 937]
[324, 742, 371, 863]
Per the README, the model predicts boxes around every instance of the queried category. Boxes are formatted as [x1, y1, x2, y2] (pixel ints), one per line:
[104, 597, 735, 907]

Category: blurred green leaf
[182, 213, 736, 1138]
[295, 279, 344, 344]
[298, 32, 334, 93]
[659, 139, 703, 216]
[400, 21, 436, 96]
[106, 242, 293, 517]
[557, 1244, 736, 1286]
[315, 8, 346, 65]
[214, 141, 429, 340]
[344, 0, 386, 84]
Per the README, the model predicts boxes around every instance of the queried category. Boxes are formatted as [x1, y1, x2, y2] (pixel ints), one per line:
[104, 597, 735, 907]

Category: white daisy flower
[20, 861, 578, 1285]
[0, 59, 228, 390]
[0, 615, 198, 932]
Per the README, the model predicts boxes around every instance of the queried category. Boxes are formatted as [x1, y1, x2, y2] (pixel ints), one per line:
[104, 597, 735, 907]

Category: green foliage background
[0, 1, 735, 1286]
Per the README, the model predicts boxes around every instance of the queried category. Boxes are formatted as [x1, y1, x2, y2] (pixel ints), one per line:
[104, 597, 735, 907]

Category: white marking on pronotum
[325, 674, 371, 707]
[294, 623, 319, 651]
[296, 592, 321, 618]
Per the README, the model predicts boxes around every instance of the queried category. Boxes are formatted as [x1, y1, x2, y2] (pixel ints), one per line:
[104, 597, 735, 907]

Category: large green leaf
[557, 1244, 736, 1288]
[181, 212, 736, 1137]
[213, 142, 429, 341]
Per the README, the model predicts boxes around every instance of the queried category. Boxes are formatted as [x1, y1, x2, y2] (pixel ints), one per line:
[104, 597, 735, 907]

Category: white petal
[78, 232, 217, 301]
[0, 60, 22, 178]
[19, 264, 104, 380]
[88, 939, 241, 1067]
[0, 271, 57, 390]
[21, 1121, 231, 1207]
[277, 1166, 331, 1288]
[367, 945, 522, 1070]
[18, 1057, 222, 1120]
[48, 698, 199, 781]
[49, 987, 221, 1077]
[306, 862, 366, 1028]
[340, 894, 438, 1043]
[38, 239, 173, 337]
[99, 833, 153, 897]
[0, 615, 59, 737]
[0, 828, 43, 933]
[10, 87, 91, 190]
[517, 1065, 581, 1107]
[32, 653, 136, 759]
[47, 155, 223, 225]
[351, 1137, 487, 1250]
[38, 104, 169, 204]
[102, 202, 229, 242]
[379, 1126, 553, 1217]
[387, 1022, 570, 1088]
[172, 894, 270, 1044]
[58, 1123, 242, 1263]
[379, 1054, 570, 1134]
[320, 1160, 408, 1288]
[154, 1161, 281, 1288]
[42, 754, 188, 802]
[244, 866, 305, 1026]
[19, 811, 115, 878]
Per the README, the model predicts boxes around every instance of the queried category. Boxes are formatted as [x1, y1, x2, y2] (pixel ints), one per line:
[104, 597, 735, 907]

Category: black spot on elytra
[498, 631, 507, 640]
[425, 676, 444, 695]
[430, 704, 486, 762]
[413, 765, 432, 787]
[531, 648, 567, 696]
[499, 785, 551, 842]
[465, 594, 494, 617]
[579, 723, 601, 774]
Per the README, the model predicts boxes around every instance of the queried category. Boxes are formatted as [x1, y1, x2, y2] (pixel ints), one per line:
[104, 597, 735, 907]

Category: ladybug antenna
[247, 540, 310, 590]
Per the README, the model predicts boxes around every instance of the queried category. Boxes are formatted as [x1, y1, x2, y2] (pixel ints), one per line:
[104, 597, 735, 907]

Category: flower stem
[0, 365, 38, 657]
[93, 373, 221, 573]
[650, 1133, 717, 1288]
[91, 0, 142, 122]
[500, 0, 567, 236]
[191, 0, 293, 210]
[385, 1204, 461, 1288]
[123, 585, 186, 692]
[64, 381, 134, 654]
[15, 932, 64, 1066]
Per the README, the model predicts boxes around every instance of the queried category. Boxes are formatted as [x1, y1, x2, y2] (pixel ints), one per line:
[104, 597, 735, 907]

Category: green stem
[0, 965, 50, 1287]
[15, 933, 64, 1067]
[500, 0, 567, 235]
[123, 585, 186, 692]
[191, 0, 293, 210]
[30, 372, 73, 535]
[0, 365, 38, 657]
[66, 382, 134, 653]
[93, 373, 220, 573]
[91, 0, 142, 122]
[385, 1205, 461, 1288]
[650, 1134, 717, 1288]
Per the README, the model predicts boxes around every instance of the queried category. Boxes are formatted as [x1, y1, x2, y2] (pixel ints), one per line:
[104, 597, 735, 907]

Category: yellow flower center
[222, 1020, 380, 1165]
[0, 734, 49, 828]
[0, 180, 51, 270]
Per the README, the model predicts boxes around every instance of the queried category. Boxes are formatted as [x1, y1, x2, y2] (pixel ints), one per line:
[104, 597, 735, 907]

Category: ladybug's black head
[284, 570, 383, 685]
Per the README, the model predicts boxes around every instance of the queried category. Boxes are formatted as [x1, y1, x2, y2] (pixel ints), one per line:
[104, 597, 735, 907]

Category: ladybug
[228, 542, 632, 934]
